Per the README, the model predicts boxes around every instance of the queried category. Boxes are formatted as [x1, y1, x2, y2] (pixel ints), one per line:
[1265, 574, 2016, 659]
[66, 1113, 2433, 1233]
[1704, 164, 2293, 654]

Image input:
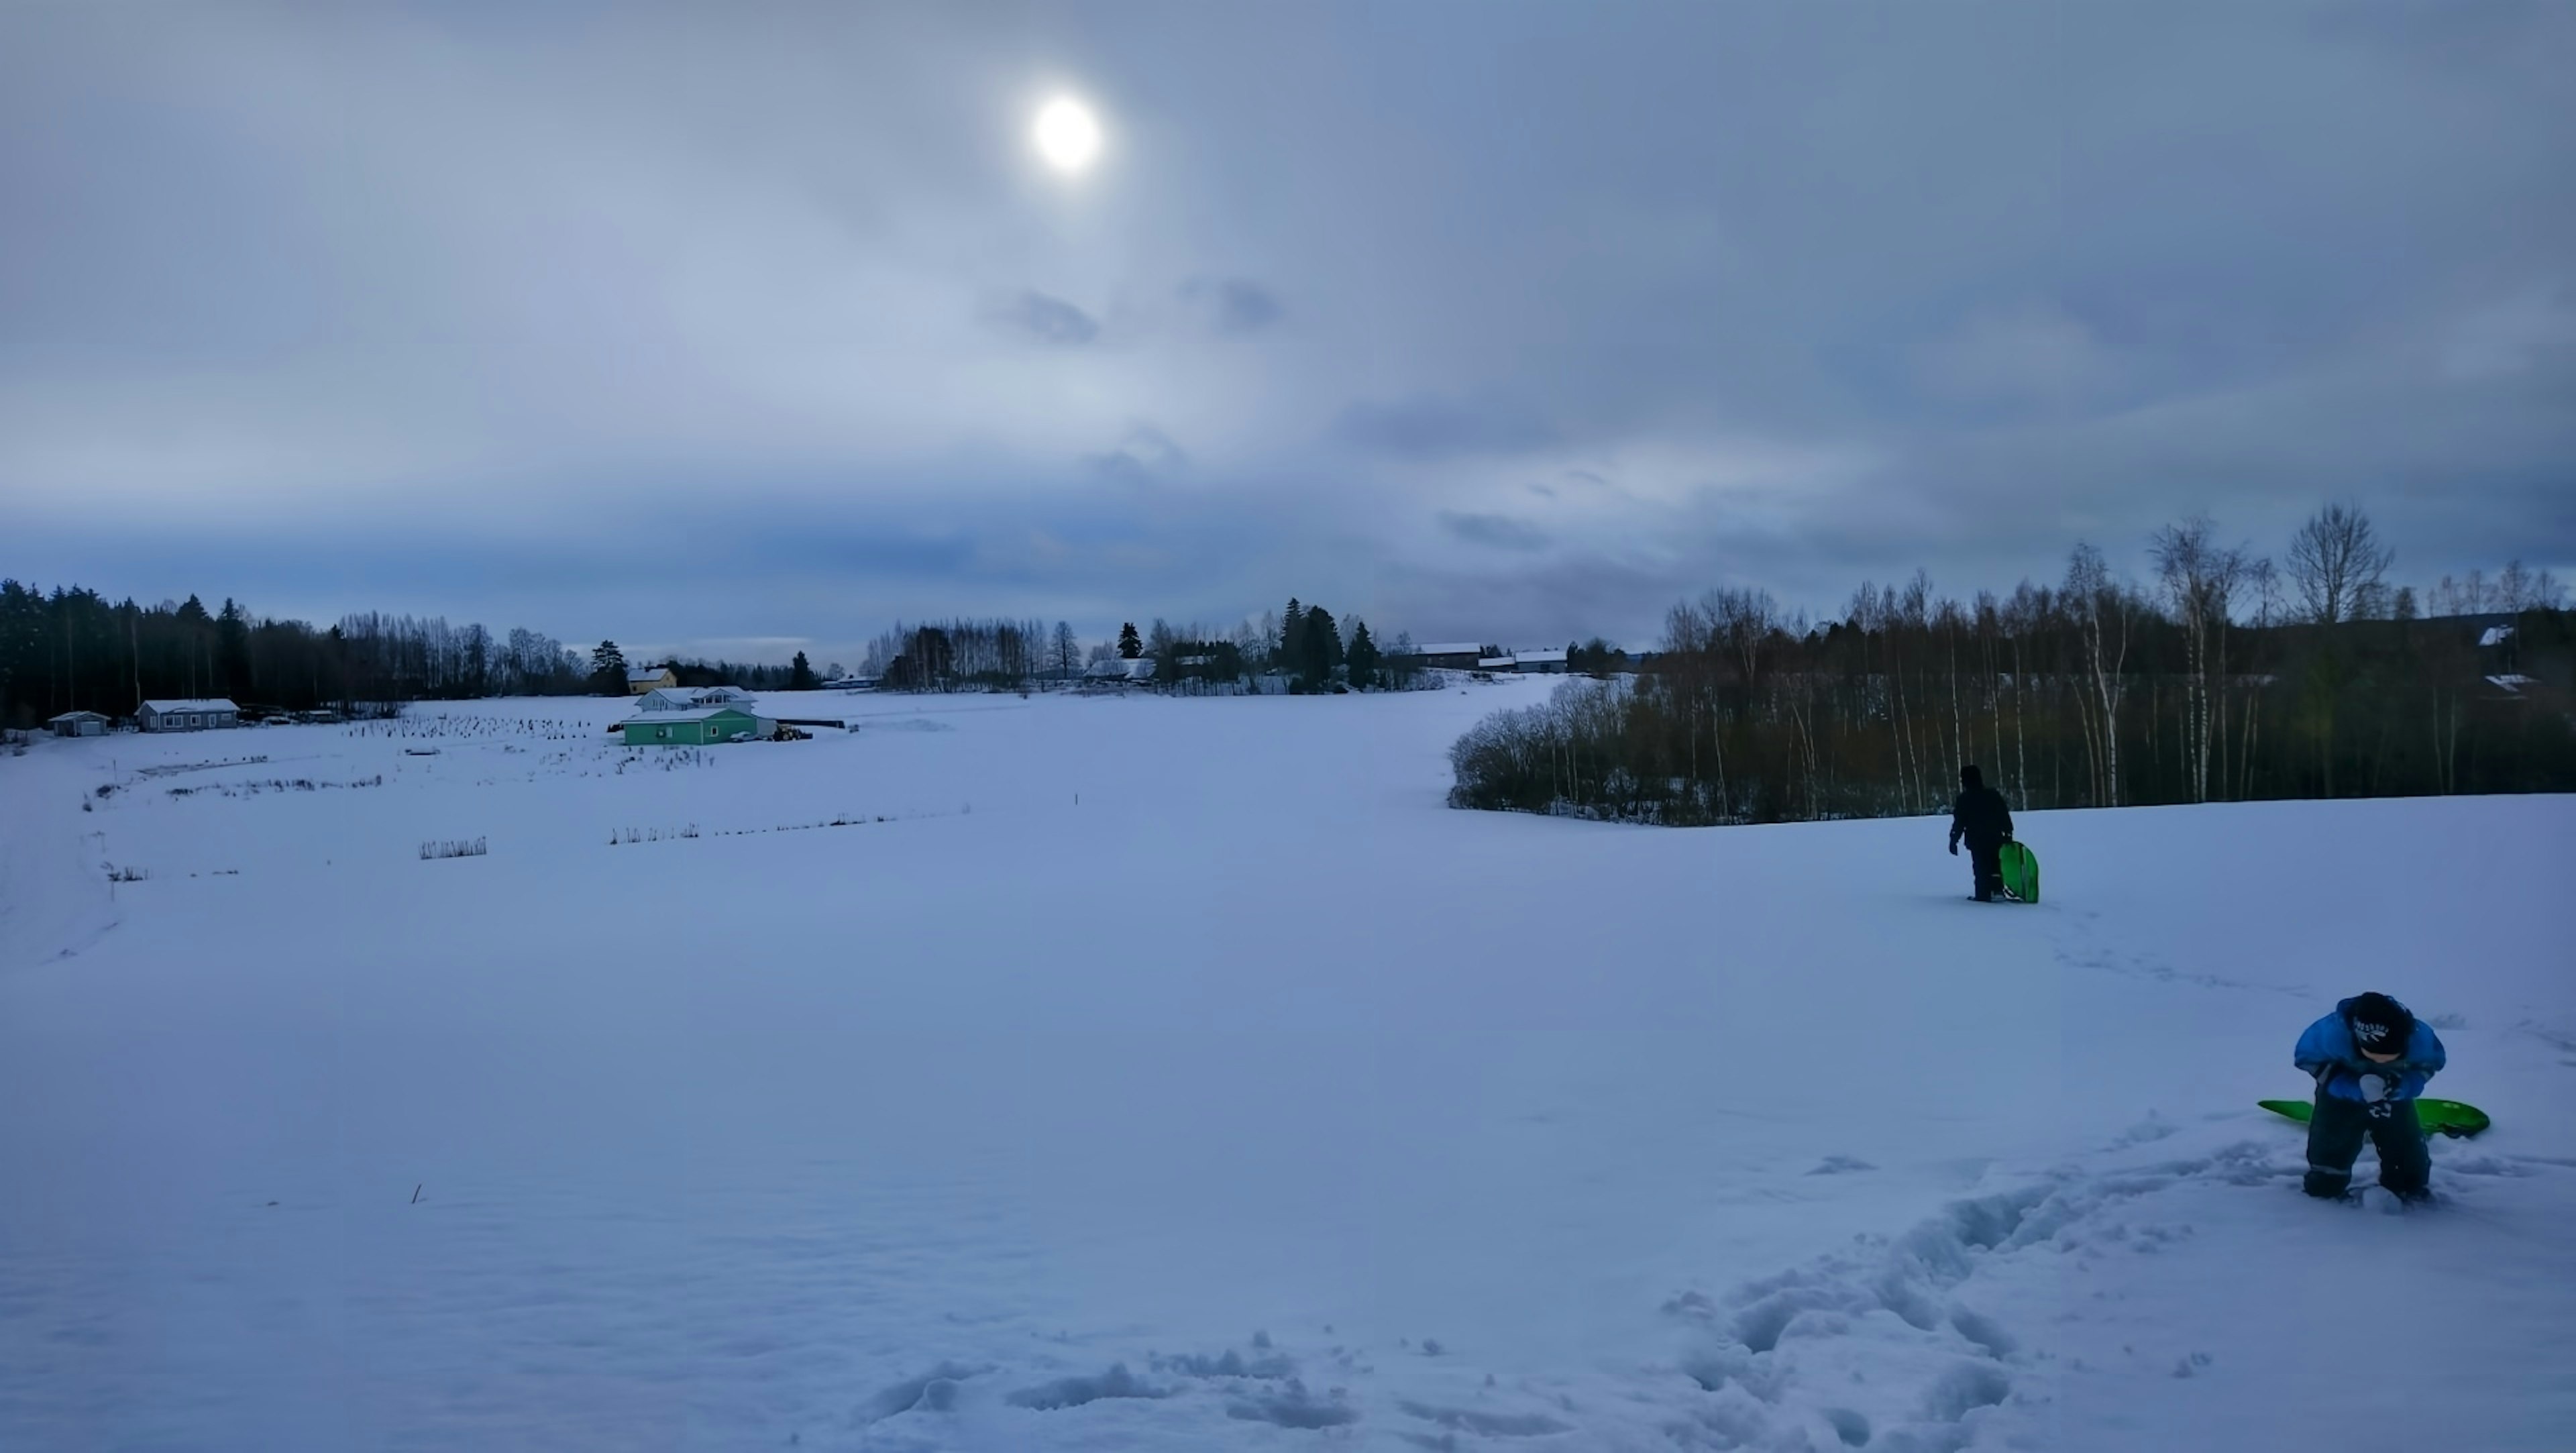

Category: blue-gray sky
[5, 2, 2572, 663]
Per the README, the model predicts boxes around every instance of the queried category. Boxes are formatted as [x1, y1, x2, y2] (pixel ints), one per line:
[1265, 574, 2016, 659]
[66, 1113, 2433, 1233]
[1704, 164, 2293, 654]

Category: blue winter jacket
[2294, 998, 2446, 1102]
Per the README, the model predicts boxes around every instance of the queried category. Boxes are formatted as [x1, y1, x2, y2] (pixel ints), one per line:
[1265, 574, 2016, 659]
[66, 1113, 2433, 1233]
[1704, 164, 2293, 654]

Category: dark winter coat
[1948, 786, 2013, 851]
[2295, 1000, 2447, 1103]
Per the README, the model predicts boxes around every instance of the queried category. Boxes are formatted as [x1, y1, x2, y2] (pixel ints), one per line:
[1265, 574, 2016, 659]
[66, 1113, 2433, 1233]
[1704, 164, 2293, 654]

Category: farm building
[48, 710, 112, 737]
[1511, 648, 1570, 674]
[139, 699, 241, 732]
[1081, 657, 1158, 686]
[614, 706, 768, 747]
[1407, 642, 1490, 671]
[637, 685, 758, 712]
[627, 665, 679, 694]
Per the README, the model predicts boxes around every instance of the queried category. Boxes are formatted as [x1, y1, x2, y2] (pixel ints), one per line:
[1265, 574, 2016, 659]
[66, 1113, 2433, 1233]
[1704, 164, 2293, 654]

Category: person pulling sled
[1947, 764, 2015, 902]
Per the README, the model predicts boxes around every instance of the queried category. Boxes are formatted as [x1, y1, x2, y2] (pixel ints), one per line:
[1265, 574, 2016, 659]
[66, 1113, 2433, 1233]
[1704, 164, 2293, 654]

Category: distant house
[614, 705, 768, 747]
[1408, 642, 1489, 671]
[48, 710, 111, 738]
[1510, 648, 1570, 674]
[820, 676, 878, 692]
[636, 685, 756, 712]
[139, 699, 241, 732]
[1082, 657, 1157, 685]
[627, 665, 678, 695]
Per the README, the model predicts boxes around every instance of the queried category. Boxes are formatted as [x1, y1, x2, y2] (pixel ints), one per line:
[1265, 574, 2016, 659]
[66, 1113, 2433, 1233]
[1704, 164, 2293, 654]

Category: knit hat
[2345, 993, 2413, 1057]
[1960, 764, 1984, 788]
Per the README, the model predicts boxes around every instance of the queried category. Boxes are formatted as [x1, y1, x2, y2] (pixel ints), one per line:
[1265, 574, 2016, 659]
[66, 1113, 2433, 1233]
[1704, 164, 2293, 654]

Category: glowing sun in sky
[1032, 95, 1102, 174]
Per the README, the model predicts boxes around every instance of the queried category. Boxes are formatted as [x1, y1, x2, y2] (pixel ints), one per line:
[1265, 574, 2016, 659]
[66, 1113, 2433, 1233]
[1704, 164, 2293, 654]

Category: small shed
[627, 665, 679, 695]
[139, 699, 241, 732]
[616, 706, 765, 747]
[48, 710, 112, 737]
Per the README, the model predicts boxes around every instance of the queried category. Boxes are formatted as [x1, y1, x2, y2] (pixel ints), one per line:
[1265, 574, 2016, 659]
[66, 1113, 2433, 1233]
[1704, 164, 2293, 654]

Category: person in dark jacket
[2293, 991, 2447, 1203]
[1947, 764, 2015, 901]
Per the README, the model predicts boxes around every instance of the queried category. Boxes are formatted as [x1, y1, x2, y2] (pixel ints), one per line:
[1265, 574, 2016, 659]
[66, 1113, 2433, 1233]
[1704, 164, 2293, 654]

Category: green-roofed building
[614, 706, 766, 747]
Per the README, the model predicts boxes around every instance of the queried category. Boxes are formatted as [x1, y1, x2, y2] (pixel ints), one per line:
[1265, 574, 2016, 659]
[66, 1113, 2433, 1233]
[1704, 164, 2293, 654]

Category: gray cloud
[1334, 394, 1558, 459]
[984, 290, 1101, 347]
[1439, 511, 1550, 552]
[1182, 277, 1283, 335]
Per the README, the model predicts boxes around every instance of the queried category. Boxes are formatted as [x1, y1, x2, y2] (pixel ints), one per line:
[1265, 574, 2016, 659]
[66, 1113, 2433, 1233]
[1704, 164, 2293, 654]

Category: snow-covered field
[4, 682, 2571, 1452]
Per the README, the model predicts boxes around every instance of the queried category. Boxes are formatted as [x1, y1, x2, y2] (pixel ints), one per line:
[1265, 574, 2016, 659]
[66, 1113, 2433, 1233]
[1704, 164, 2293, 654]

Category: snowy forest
[1448, 510, 2574, 822]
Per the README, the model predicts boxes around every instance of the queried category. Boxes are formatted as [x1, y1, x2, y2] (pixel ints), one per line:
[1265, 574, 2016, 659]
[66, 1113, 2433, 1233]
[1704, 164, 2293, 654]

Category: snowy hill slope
[3, 685, 2571, 1450]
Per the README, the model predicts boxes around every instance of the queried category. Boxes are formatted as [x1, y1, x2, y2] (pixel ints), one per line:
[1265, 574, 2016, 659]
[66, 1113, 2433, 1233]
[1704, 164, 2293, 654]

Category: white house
[138, 699, 241, 732]
[1082, 657, 1157, 684]
[636, 684, 757, 712]
[48, 710, 112, 737]
[1511, 648, 1570, 674]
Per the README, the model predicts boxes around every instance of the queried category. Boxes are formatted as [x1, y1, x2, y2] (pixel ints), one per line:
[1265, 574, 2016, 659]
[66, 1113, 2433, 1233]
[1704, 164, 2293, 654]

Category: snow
[3, 683, 2571, 1450]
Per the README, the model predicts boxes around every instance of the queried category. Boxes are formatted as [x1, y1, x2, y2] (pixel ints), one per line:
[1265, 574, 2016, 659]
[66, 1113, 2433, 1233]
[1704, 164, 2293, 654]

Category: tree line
[0, 582, 602, 726]
[859, 598, 1430, 694]
[1449, 506, 2572, 824]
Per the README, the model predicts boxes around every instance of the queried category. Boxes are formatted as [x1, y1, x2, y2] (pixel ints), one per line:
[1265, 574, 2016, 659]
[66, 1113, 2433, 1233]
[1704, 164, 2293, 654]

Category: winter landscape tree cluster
[1448, 508, 2573, 824]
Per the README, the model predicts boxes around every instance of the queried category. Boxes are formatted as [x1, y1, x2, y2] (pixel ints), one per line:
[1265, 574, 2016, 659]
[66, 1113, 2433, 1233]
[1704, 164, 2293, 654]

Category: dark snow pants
[1968, 843, 2003, 902]
[2303, 1092, 2431, 1199]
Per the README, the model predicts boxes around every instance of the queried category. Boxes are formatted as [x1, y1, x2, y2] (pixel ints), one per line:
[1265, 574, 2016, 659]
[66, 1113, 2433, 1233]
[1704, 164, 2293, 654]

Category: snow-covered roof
[627, 665, 674, 682]
[1413, 642, 1485, 656]
[48, 710, 111, 722]
[615, 706, 759, 724]
[142, 699, 239, 713]
[1514, 648, 1570, 665]
[634, 688, 697, 711]
[693, 686, 754, 702]
[2478, 625, 2516, 648]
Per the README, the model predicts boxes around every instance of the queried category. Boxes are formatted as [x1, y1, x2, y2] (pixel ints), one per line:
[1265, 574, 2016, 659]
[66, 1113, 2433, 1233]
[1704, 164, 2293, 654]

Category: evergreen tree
[1118, 622, 1143, 659]
[590, 640, 628, 694]
[1346, 619, 1381, 688]
[1281, 598, 1304, 673]
[789, 650, 818, 690]
[1299, 604, 1342, 684]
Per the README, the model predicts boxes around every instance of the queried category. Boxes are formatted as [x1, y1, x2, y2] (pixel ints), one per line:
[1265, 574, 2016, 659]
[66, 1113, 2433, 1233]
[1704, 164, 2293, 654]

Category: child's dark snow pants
[2303, 1092, 2431, 1199]
[1969, 843, 2004, 902]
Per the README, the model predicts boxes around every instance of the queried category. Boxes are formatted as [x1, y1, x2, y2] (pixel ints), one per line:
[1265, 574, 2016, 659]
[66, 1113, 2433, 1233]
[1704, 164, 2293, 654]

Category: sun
[1032, 96, 1102, 174]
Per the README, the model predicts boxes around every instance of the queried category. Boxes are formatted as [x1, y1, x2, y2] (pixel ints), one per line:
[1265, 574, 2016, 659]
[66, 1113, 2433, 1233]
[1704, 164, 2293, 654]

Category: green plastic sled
[1997, 840, 2039, 904]
[2258, 1097, 2491, 1139]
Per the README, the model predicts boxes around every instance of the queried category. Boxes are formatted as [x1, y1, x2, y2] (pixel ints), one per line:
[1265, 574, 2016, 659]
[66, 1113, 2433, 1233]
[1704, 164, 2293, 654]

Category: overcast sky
[5, 2, 2571, 663]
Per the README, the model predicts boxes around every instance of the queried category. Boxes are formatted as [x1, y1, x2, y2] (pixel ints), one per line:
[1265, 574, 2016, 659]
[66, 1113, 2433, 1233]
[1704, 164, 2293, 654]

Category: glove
[1948, 842, 1958, 856]
[2357, 1073, 2387, 1103]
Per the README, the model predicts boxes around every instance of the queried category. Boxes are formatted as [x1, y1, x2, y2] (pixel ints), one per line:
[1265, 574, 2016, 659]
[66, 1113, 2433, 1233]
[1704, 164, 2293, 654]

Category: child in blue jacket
[2294, 991, 2447, 1203]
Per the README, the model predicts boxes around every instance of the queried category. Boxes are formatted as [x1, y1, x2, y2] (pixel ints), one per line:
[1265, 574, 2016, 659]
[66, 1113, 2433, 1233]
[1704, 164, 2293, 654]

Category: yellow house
[626, 665, 678, 695]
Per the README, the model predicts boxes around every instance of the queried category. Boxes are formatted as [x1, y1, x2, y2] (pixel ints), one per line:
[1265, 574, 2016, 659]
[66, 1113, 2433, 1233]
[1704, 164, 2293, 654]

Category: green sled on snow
[2258, 1097, 2491, 1139]
[1997, 840, 2038, 904]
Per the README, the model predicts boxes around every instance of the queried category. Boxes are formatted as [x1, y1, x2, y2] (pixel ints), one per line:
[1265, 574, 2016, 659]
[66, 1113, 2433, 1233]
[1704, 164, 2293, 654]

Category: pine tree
[789, 650, 818, 690]
[1280, 598, 1303, 672]
[590, 640, 627, 694]
[1346, 619, 1380, 688]
[1118, 623, 1143, 659]
[1301, 605, 1341, 684]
